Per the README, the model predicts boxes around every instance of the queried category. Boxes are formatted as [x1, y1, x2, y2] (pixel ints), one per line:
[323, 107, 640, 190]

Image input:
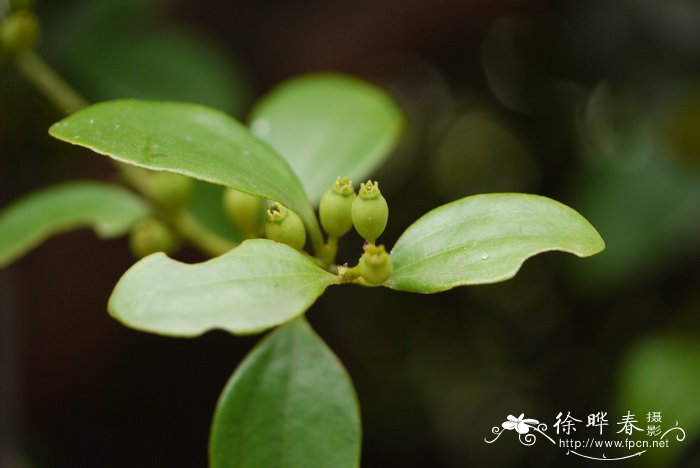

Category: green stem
[327, 235, 338, 251]
[352, 277, 380, 287]
[338, 264, 361, 283]
[303, 252, 332, 270]
[307, 222, 325, 257]
[118, 165, 157, 198]
[338, 263, 381, 286]
[171, 211, 237, 257]
[14, 50, 88, 114]
[15, 48, 239, 258]
[317, 235, 338, 265]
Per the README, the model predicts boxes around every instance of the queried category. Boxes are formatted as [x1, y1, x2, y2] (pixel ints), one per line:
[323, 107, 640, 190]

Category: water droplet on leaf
[251, 118, 271, 137]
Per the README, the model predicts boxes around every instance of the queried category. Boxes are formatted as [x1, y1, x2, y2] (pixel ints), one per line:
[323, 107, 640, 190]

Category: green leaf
[568, 85, 700, 288]
[42, 0, 249, 114]
[569, 155, 700, 289]
[0, 181, 148, 267]
[617, 335, 700, 467]
[210, 318, 361, 468]
[49, 99, 323, 250]
[249, 73, 405, 203]
[64, 31, 249, 114]
[108, 239, 338, 336]
[187, 180, 244, 243]
[385, 193, 605, 293]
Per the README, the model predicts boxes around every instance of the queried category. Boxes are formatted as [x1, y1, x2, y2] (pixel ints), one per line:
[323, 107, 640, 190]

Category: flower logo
[502, 413, 540, 434]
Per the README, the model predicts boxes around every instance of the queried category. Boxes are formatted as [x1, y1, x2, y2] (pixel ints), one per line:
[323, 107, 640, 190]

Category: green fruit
[359, 244, 393, 285]
[0, 10, 39, 56]
[129, 218, 177, 258]
[319, 176, 355, 238]
[265, 203, 306, 250]
[223, 188, 262, 236]
[351, 180, 388, 243]
[150, 172, 193, 209]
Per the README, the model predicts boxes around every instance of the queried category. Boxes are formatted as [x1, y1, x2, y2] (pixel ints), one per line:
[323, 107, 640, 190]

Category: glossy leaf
[385, 193, 605, 293]
[249, 73, 404, 203]
[108, 239, 338, 336]
[210, 318, 361, 468]
[0, 181, 148, 267]
[48, 99, 323, 249]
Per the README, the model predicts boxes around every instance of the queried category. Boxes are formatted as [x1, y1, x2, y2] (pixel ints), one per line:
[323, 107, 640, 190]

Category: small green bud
[265, 203, 306, 250]
[223, 188, 263, 237]
[359, 244, 393, 285]
[319, 176, 356, 238]
[351, 180, 388, 243]
[150, 172, 193, 209]
[0, 10, 39, 56]
[129, 218, 178, 258]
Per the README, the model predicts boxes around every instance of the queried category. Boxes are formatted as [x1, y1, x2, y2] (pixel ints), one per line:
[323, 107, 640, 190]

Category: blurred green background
[2, 0, 700, 466]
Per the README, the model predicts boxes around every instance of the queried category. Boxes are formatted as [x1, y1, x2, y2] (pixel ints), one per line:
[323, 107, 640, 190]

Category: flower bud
[359, 244, 393, 285]
[0, 10, 39, 56]
[351, 180, 388, 243]
[319, 176, 355, 238]
[265, 203, 306, 250]
[150, 172, 193, 209]
[223, 188, 263, 237]
[129, 218, 177, 258]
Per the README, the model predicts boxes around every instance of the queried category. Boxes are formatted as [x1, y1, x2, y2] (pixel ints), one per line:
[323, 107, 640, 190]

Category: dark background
[2, 0, 700, 466]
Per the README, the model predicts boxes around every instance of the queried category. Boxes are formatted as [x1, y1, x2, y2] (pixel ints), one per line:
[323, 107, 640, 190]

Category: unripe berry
[223, 188, 263, 237]
[0, 10, 39, 56]
[319, 176, 355, 238]
[351, 180, 388, 243]
[129, 218, 177, 258]
[359, 244, 393, 285]
[265, 203, 306, 250]
[150, 172, 193, 209]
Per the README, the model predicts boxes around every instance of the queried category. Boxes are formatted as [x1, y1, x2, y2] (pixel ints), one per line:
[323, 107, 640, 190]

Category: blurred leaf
[570, 150, 700, 288]
[249, 73, 405, 203]
[617, 335, 700, 467]
[109, 239, 338, 336]
[663, 86, 700, 163]
[40, 0, 162, 42]
[187, 180, 243, 243]
[571, 83, 700, 288]
[210, 318, 361, 468]
[580, 82, 657, 170]
[41, 0, 248, 114]
[63, 31, 248, 114]
[385, 193, 604, 293]
[482, 17, 543, 115]
[431, 112, 537, 199]
[0, 181, 148, 267]
[49, 100, 323, 248]
[481, 17, 577, 115]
